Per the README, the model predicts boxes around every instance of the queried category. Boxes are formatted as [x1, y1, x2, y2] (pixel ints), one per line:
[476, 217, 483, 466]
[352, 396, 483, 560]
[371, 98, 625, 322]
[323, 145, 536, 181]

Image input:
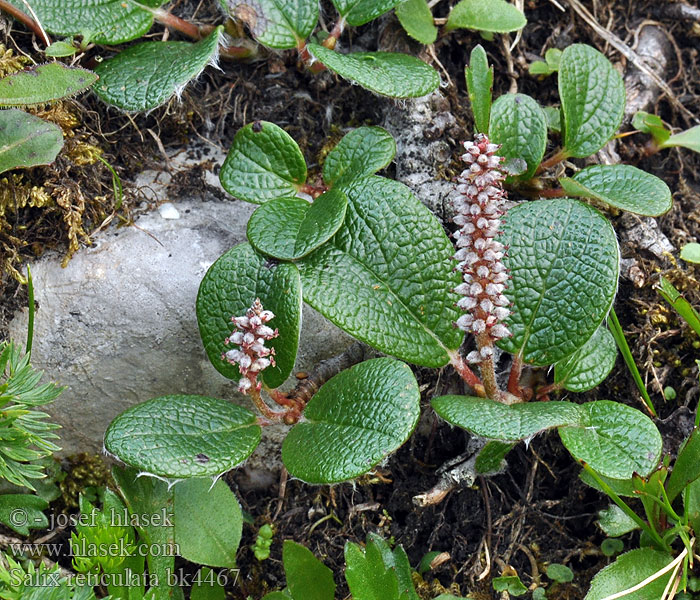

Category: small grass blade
[656, 276, 700, 337]
[607, 307, 656, 417]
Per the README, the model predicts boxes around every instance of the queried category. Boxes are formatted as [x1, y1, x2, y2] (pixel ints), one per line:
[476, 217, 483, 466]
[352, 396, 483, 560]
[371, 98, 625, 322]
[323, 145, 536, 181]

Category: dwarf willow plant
[3, 0, 453, 112]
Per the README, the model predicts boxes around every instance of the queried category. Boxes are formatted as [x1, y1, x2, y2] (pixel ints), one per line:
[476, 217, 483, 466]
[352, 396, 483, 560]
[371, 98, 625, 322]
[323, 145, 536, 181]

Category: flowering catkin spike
[223, 298, 278, 394]
[452, 134, 512, 362]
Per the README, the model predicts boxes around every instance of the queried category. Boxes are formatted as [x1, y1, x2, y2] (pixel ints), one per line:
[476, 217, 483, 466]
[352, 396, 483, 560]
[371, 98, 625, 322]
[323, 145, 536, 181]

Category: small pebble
[158, 203, 180, 220]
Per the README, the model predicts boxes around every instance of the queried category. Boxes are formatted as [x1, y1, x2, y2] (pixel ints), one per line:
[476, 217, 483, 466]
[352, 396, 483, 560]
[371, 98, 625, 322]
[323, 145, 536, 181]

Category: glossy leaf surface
[446, 0, 526, 33]
[104, 395, 261, 478]
[322, 126, 396, 186]
[554, 326, 617, 392]
[247, 189, 347, 260]
[228, 0, 318, 48]
[499, 199, 619, 365]
[298, 176, 462, 366]
[282, 358, 419, 483]
[94, 27, 222, 111]
[396, 0, 437, 44]
[560, 164, 672, 216]
[559, 44, 625, 158]
[220, 121, 306, 204]
[308, 44, 439, 99]
[489, 93, 547, 179]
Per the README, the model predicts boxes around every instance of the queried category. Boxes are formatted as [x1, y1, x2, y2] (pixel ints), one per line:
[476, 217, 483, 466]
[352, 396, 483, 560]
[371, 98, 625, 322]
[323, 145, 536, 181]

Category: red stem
[448, 350, 485, 397]
[507, 353, 523, 397]
[537, 187, 568, 198]
[535, 148, 570, 175]
[0, 0, 50, 46]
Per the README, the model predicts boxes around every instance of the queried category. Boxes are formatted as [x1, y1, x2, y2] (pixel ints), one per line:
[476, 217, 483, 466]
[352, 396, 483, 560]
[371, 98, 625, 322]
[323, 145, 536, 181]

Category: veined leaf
[585, 549, 673, 600]
[559, 44, 625, 158]
[104, 395, 261, 478]
[282, 358, 420, 483]
[228, 0, 318, 49]
[6, 0, 165, 45]
[330, 0, 404, 26]
[283, 541, 335, 600]
[220, 121, 307, 204]
[597, 504, 640, 537]
[308, 44, 439, 99]
[559, 400, 662, 479]
[661, 124, 700, 153]
[396, 0, 437, 45]
[465, 44, 493, 135]
[247, 190, 347, 260]
[0, 63, 97, 106]
[94, 27, 222, 111]
[445, 0, 526, 33]
[554, 325, 617, 392]
[298, 176, 462, 367]
[489, 93, 547, 180]
[322, 126, 396, 186]
[560, 164, 672, 216]
[499, 199, 620, 366]
[0, 110, 63, 174]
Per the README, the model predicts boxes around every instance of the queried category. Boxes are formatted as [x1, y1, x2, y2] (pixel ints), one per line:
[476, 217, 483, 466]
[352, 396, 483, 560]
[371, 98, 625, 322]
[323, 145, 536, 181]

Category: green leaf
[632, 111, 670, 146]
[323, 126, 396, 186]
[475, 441, 514, 474]
[684, 477, 700, 535]
[228, 0, 318, 48]
[528, 48, 562, 77]
[597, 504, 640, 537]
[111, 466, 175, 600]
[681, 242, 700, 264]
[190, 568, 226, 600]
[445, 0, 527, 33]
[247, 189, 348, 260]
[492, 575, 527, 596]
[45, 40, 79, 57]
[307, 44, 439, 99]
[0, 109, 63, 174]
[330, 0, 404, 26]
[0, 494, 48, 535]
[93, 27, 222, 111]
[656, 276, 700, 337]
[560, 165, 672, 216]
[345, 537, 400, 600]
[601, 538, 625, 557]
[104, 395, 262, 478]
[282, 358, 420, 483]
[395, 0, 437, 44]
[546, 564, 574, 583]
[579, 469, 637, 497]
[464, 44, 493, 135]
[559, 400, 662, 479]
[283, 541, 335, 600]
[262, 593, 293, 600]
[489, 93, 547, 180]
[499, 199, 620, 365]
[174, 478, 242, 567]
[665, 429, 700, 503]
[196, 243, 301, 387]
[544, 106, 562, 133]
[432, 396, 582, 441]
[662, 125, 700, 153]
[559, 44, 625, 158]
[554, 325, 617, 392]
[220, 121, 307, 204]
[298, 176, 462, 367]
[0, 63, 97, 106]
[6, 0, 163, 45]
[585, 549, 674, 600]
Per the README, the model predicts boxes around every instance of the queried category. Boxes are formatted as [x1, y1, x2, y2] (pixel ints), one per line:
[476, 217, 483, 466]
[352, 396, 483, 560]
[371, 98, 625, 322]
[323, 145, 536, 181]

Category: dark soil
[1, 0, 699, 598]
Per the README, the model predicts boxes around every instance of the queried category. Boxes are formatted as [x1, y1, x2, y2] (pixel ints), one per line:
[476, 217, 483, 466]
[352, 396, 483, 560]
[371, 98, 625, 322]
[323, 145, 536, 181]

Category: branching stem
[448, 350, 485, 397]
[535, 148, 570, 174]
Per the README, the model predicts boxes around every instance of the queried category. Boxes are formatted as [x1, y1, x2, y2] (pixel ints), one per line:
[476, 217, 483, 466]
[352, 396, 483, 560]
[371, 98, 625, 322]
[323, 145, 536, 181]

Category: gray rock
[8, 182, 354, 470]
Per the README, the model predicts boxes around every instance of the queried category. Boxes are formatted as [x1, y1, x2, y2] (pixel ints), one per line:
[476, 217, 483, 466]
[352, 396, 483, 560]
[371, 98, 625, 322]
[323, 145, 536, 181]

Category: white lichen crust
[452, 134, 512, 362]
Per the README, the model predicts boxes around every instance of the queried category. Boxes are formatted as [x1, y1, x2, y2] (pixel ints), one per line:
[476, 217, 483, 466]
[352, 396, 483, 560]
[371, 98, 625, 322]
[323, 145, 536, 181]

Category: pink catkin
[452, 134, 512, 363]
[222, 298, 278, 394]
